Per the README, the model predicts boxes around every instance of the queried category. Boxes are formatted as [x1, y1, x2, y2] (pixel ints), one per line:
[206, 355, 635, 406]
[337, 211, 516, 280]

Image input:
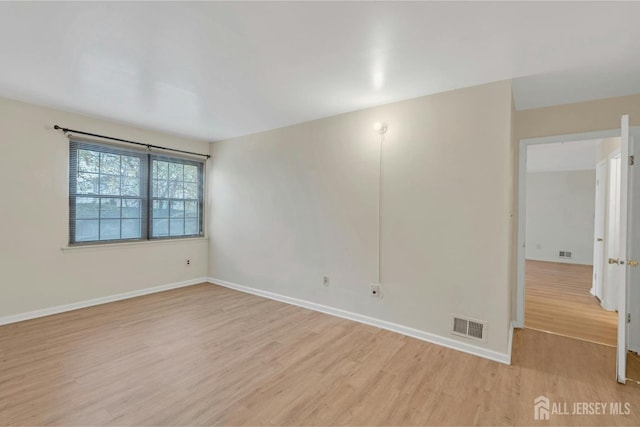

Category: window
[150, 158, 203, 238]
[69, 140, 204, 244]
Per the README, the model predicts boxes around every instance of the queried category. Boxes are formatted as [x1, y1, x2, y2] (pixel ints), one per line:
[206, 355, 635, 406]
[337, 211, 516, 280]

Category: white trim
[521, 129, 621, 146]
[617, 115, 630, 384]
[516, 141, 528, 327]
[516, 129, 621, 327]
[208, 277, 511, 365]
[61, 237, 208, 252]
[591, 159, 608, 299]
[0, 277, 208, 326]
[507, 320, 516, 365]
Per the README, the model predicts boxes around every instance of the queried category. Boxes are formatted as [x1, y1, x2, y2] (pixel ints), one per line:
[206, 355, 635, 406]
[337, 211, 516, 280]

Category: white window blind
[69, 140, 204, 245]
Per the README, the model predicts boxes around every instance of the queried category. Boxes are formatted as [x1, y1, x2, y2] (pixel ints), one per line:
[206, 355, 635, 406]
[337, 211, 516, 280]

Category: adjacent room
[1, 2, 640, 426]
[524, 139, 618, 346]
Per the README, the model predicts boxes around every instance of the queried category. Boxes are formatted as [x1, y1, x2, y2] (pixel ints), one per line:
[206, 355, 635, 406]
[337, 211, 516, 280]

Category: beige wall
[526, 170, 596, 265]
[516, 93, 640, 140]
[0, 97, 209, 317]
[209, 80, 514, 356]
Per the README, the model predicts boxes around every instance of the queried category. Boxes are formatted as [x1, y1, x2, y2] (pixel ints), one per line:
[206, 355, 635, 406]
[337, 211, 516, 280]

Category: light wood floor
[628, 351, 640, 383]
[1, 283, 639, 426]
[525, 260, 618, 346]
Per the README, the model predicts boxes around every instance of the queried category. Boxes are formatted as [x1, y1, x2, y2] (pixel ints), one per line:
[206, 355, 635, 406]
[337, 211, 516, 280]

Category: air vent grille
[468, 321, 484, 339]
[559, 251, 572, 258]
[453, 318, 468, 335]
[451, 315, 487, 342]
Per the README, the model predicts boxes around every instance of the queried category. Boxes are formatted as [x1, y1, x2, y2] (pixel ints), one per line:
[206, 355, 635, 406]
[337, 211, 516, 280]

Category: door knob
[609, 258, 620, 265]
[597, 238, 604, 242]
[628, 260, 639, 267]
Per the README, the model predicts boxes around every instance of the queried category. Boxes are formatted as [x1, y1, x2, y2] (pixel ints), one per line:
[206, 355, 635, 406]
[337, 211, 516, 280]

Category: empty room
[1, 1, 640, 426]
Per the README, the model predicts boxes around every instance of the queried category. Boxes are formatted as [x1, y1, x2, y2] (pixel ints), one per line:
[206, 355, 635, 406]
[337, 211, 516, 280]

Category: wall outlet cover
[370, 283, 382, 298]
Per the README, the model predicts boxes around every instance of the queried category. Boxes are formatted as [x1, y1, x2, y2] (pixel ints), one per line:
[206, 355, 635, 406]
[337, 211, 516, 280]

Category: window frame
[69, 139, 205, 246]
[148, 154, 205, 240]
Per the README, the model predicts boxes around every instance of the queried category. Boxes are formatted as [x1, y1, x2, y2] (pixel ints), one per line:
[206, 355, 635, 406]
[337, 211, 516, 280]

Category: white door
[616, 115, 634, 383]
[604, 153, 622, 311]
[592, 160, 606, 300]
[627, 127, 640, 354]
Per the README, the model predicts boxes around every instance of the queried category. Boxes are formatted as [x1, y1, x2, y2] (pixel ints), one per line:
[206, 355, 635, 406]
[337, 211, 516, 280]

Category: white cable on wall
[377, 133, 384, 284]
[373, 122, 388, 285]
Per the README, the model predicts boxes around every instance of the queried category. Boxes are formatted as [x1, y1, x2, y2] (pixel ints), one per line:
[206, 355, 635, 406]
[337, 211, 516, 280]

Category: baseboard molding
[507, 320, 516, 365]
[208, 277, 511, 365]
[0, 277, 208, 326]
[525, 257, 593, 267]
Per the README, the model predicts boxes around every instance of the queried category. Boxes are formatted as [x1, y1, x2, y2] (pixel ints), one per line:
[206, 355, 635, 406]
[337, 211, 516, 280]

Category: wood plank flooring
[628, 351, 640, 383]
[1, 283, 639, 426]
[525, 260, 618, 346]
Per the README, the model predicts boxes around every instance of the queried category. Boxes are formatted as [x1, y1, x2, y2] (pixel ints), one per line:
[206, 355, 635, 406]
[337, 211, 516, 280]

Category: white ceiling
[1, 2, 640, 141]
[527, 140, 599, 173]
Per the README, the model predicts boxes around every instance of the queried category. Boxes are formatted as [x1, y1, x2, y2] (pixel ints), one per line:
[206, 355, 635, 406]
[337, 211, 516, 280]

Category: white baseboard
[208, 277, 512, 365]
[526, 256, 593, 266]
[507, 320, 516, 365]
[0, 277, 208, 326]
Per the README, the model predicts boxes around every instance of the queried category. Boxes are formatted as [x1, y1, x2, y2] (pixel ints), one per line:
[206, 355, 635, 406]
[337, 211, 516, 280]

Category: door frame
[627, 127, 640, 354]
[515, 129, 621, 328]
[591, 159, 607, 300]
[617, 115, 630, 383]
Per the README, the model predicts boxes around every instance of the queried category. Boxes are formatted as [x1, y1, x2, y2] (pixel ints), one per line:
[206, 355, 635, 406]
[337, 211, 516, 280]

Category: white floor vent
[451, 315, 487, 342]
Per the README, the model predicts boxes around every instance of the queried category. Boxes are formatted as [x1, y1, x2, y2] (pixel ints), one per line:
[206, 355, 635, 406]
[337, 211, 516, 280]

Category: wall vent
[559, 250, 572, 259]
[451, 315, 487, 342]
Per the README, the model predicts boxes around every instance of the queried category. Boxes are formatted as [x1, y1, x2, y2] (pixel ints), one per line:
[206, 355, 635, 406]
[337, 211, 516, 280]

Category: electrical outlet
[186, 259, 191, 266]
[323, 276, 329, 287]
[370, 283, 381, 298]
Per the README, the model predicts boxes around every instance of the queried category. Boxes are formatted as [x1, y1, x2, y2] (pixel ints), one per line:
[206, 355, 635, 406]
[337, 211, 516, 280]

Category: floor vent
[451, 315, 487, 342]
[559, 250, 572, 259]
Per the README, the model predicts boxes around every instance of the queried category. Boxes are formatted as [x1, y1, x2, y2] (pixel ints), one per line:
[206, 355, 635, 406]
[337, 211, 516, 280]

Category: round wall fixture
[373, 122, 388, 135]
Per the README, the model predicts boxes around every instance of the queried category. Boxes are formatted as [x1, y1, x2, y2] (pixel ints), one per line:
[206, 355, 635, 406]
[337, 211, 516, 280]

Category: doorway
[521, 137, 619, 346]
[517, 124, 640, 384]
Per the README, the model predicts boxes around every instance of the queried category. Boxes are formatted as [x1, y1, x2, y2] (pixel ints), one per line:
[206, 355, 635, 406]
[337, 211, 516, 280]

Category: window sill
[61, 237, 209, 252]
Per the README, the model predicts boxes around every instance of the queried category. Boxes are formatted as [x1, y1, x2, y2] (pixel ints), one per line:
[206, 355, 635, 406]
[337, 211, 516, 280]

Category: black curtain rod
[53, 125, 211, 159]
